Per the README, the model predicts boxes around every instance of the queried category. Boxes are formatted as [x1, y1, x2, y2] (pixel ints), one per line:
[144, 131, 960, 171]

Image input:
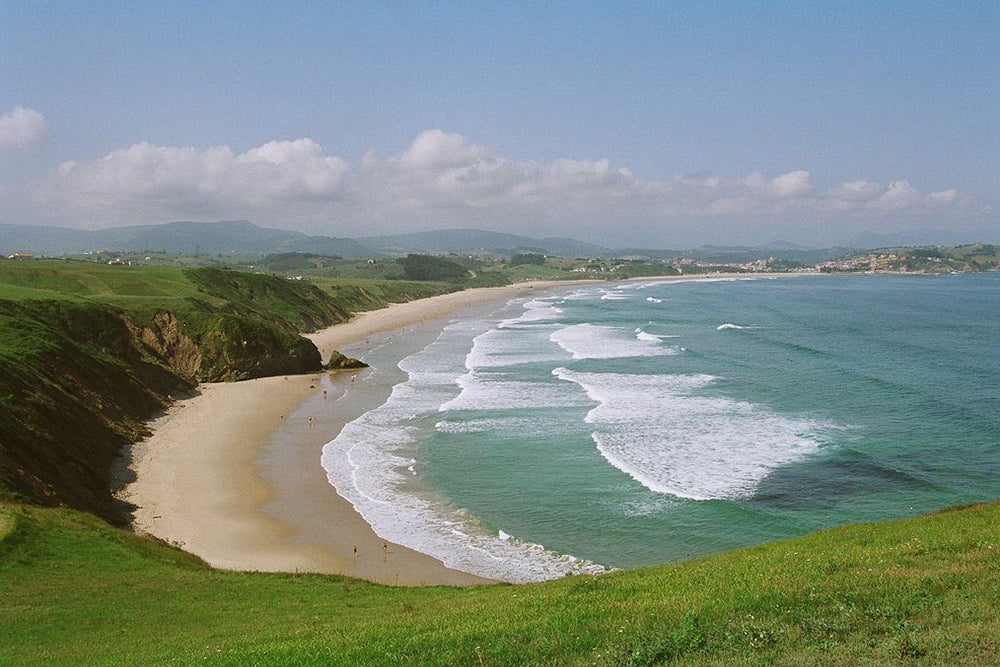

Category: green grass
[308, 277, 458, 312]
[1, 500, 998, 665]
[494, 263, 578, 281]
[0, 259, 458, 318]
[0, 508, 10, 540]
[0, 261, 203, 304]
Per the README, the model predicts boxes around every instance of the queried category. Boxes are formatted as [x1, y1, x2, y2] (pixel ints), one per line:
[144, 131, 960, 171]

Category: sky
[1, 1, 997, 248]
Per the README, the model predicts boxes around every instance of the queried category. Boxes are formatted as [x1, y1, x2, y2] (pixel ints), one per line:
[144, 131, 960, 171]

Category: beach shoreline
[121, 272, 820, 586]
[121, 280, 589, 586]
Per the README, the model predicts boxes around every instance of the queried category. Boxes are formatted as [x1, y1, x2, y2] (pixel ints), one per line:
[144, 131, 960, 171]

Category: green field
[0, 261, 200, 306]
[307, 276, 458, 312]
[0, 259, 453, 315]
[1, 501, 998, 665]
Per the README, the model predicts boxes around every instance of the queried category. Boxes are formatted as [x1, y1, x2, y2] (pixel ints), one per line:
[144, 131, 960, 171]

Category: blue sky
[1, 1, 997, 247]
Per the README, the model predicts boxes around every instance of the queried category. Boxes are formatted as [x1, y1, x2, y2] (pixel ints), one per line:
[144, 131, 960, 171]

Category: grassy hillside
[827, 244, 1000, 274]
[0, 261, 383, 381]
[0, 261, 201, 306]
[309, 276, 458, 312]
[1, 500, 997, 665]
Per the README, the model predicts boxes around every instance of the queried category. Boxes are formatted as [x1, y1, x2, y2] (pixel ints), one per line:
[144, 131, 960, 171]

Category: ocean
[323, 273, 1000, 583]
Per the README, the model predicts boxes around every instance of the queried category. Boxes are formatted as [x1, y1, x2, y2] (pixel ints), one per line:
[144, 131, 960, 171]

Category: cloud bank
[0, 106, 46, 149]
[29, 129, 984, 246]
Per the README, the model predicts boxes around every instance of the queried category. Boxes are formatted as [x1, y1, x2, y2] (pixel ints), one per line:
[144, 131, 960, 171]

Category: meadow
[1, 500, 998, 665]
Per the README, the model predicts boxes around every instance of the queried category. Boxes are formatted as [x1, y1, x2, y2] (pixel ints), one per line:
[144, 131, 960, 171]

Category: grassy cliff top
[0, 258, 458, 318]
[1, 500, 998, 665]
[0, 261, 199, 306]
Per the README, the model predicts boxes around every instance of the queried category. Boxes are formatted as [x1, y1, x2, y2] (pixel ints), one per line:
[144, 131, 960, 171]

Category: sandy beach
[304, 280, 589, 358]
[122, 280, 586, 586]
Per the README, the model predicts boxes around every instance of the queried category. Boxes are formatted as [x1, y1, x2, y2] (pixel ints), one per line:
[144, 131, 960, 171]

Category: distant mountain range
[360, 229, 610, 257]
[0, 221, 622, 258]
[0, 219, 952, 262]
[0, 220, 368, 258]
[848, 228, 999, 249]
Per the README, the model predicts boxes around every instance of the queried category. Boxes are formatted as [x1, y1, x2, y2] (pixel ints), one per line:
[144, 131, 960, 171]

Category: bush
[397, 254, 470, 282]
[510, 253, 546, 266]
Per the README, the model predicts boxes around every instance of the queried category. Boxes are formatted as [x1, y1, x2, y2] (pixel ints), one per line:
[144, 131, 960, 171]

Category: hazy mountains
[0, 220, 368, 257]
[0, 221, 614, 258]
[3, 219, 855, 261]
[360, 229, 609, 257]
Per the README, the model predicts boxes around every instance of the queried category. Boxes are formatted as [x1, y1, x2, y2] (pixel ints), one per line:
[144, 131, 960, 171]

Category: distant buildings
[817, 252, 901, 273]
[7, 252, 35, 260]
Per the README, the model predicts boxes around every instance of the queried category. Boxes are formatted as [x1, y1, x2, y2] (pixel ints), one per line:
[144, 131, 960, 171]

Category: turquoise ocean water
[322, 274, 999, 582]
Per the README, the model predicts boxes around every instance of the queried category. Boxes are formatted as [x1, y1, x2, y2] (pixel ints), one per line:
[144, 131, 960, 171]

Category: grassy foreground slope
[1, 501, 998, 665]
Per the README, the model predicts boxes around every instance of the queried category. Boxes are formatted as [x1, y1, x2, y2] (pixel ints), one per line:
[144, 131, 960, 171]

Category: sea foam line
[552, 367, 833, 500]
[551, 323, 681, 360]
[321, 300, 608, 583]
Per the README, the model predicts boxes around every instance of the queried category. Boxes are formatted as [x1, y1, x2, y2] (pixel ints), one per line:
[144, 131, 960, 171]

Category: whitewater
[322, 273, 1000, 582]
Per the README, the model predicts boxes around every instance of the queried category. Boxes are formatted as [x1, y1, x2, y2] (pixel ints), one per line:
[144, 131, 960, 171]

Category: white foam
[562, 289, 596, 301]
[636, 330, 671, 342]
[552, 367, 831, 500]
[440, 372, 589, 411]
[614, 495, 678, 517]
[716, 323, 746, 330]
[513, 298, 564, 323]
[646, 296, 663, 303]
[633, 277, 746, 289]
[434, 417, 515, 434]
[439, 297, 585, 411]
[464, 325, 566, 369]
[467, 296, 570, 365]
[322, 315, 607, 583]
[550, 323, 682, 360]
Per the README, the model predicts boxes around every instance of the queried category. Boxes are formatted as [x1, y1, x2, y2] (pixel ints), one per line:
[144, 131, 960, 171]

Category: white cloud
[359, 131, 634, 213]
[29, 129, 979, 245]
[44, 139, 349, 214]
[828, 180, 882, 202]
[869, 179, 921, 210]
[926, 189, 957, 205]
[745, 170, 814, 198]
[0, 106, 46, 149]
[393, 129, 492, 169]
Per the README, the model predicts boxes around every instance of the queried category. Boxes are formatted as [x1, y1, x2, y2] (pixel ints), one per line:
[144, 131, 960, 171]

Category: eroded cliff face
[131, 311, 203, 380]
[189, 313, 322, 382]
[128, 310, 324, 383]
